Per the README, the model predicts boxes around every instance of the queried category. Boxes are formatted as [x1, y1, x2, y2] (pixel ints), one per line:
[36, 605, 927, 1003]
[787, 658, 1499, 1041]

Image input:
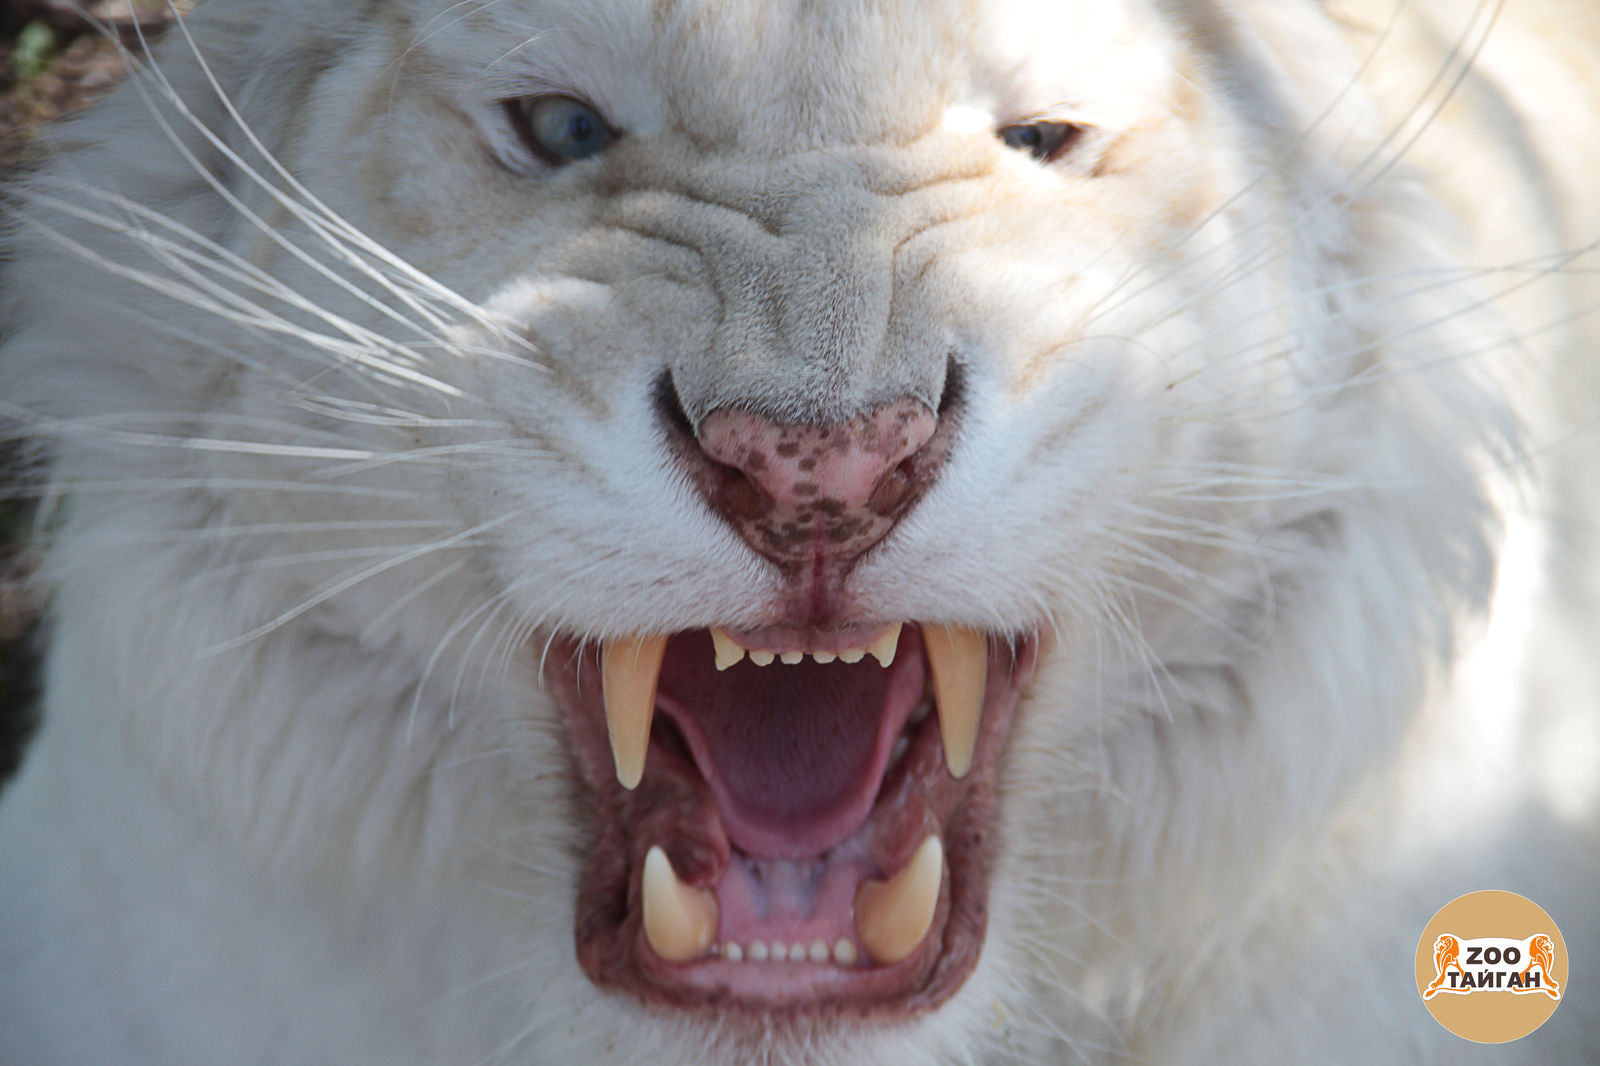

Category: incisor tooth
[641, 846, 719, 963]
[922, 624, 987, 779]
[710, 627, 745, 671]
[780, 650, 804, 665]
[868, 622, 903, 666]
[601, 634, 667, 790]
[814, 651, 837, 664]
[854, 835, 943, 965]
[838, 648, 866, 664]
[749, 650, 775, 666]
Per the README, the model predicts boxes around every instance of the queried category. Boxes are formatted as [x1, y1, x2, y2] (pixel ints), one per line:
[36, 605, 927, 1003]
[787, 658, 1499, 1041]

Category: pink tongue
[655, 630, 923, 858]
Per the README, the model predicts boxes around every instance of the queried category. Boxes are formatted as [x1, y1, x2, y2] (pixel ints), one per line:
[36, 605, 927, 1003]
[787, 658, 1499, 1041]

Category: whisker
[200, 507, 529, 656]
[15, 213, 466, 399]
[360, 560, 468, 644]
[155, 12, 537, 353]
[80, 519, 457, 546]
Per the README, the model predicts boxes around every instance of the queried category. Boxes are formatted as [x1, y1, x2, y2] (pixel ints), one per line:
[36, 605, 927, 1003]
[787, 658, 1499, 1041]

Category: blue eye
[512, 95, 617, 165]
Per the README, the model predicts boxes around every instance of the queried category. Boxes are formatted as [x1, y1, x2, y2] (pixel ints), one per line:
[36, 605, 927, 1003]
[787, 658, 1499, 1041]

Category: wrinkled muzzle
[533, 150, 1045, 1015]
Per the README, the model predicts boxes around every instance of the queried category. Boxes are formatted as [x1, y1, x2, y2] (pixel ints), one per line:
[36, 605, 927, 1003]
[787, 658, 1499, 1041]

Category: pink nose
[690, 400, 946, 570]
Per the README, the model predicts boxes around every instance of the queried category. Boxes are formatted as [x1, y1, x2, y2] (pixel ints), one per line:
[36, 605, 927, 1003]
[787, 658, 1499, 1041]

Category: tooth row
[710, 623, 902, 672]
[601, 623, 986, 791]
[718, 938, 860, 966]
[642, 839, 945, 969]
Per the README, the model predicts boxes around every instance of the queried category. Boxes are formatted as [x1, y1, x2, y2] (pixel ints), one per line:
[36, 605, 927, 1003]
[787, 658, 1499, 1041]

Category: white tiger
[0, 0, 1596, 1062]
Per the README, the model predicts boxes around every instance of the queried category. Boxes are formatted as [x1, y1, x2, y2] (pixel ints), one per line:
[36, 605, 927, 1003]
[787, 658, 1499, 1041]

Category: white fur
[1, 0, 1597, 1062]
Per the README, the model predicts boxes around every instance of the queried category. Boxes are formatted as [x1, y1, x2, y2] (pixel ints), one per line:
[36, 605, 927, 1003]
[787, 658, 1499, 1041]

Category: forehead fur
[412, 0, 1183, 149]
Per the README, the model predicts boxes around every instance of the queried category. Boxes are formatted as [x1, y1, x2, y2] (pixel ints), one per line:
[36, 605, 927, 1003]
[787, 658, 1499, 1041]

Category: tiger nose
[692, 400, 944, 569]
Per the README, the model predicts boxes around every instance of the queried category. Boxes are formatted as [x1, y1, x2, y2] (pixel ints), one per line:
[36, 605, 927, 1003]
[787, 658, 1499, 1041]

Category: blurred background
[0, 0, 181, 784]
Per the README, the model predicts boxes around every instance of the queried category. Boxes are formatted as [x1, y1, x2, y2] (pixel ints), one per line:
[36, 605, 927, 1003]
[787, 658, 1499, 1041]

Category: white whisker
[200, 507, 528, 656]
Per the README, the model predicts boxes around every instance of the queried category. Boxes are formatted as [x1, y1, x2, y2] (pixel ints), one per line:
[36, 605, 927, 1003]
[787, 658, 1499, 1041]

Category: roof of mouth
[655, 627, 929, 857]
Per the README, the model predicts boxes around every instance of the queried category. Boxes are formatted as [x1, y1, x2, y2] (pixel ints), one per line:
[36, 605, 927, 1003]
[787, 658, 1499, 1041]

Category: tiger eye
[997, 122, 1081, 163]
[512, 94, 617, 165]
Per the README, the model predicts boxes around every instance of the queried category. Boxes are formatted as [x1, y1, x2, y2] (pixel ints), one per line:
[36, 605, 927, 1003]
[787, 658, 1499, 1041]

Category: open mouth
[549, 621, 1039, 1014]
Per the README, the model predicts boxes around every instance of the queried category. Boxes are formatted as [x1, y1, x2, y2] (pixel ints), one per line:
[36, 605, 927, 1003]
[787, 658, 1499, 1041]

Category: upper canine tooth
[922, 624, 987, 779]
[710, 627, 745, 671]
[601, 635, 667, 790]
[868, 623, 903, 666]
[854, 835, 943, 965]
[641, 845, 719, 963]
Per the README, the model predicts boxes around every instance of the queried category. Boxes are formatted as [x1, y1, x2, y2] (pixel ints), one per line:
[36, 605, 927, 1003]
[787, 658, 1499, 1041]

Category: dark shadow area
[0, 440, 41, 789]
[0, 1, 180, 792]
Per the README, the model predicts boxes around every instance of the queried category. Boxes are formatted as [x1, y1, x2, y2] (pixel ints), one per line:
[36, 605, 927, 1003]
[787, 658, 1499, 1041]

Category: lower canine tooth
[854, 835, 943, 965]
[922, 624, 987, 779]
[601, 634, 667, 790]
[710, 627, 745, 671]
[641, 846, 718, 963]
[868, 622, 903, 666]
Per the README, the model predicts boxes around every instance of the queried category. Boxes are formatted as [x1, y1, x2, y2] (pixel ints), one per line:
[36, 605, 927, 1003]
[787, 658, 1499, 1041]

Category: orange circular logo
[1416, 890, 1566, 1043]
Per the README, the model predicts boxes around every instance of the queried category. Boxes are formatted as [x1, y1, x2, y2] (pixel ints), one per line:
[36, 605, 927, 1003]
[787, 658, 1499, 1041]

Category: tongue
[655, 629, 927, 858]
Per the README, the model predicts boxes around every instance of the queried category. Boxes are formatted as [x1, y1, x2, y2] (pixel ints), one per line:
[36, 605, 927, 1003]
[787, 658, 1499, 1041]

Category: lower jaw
[550, 629, 1040, 1016]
